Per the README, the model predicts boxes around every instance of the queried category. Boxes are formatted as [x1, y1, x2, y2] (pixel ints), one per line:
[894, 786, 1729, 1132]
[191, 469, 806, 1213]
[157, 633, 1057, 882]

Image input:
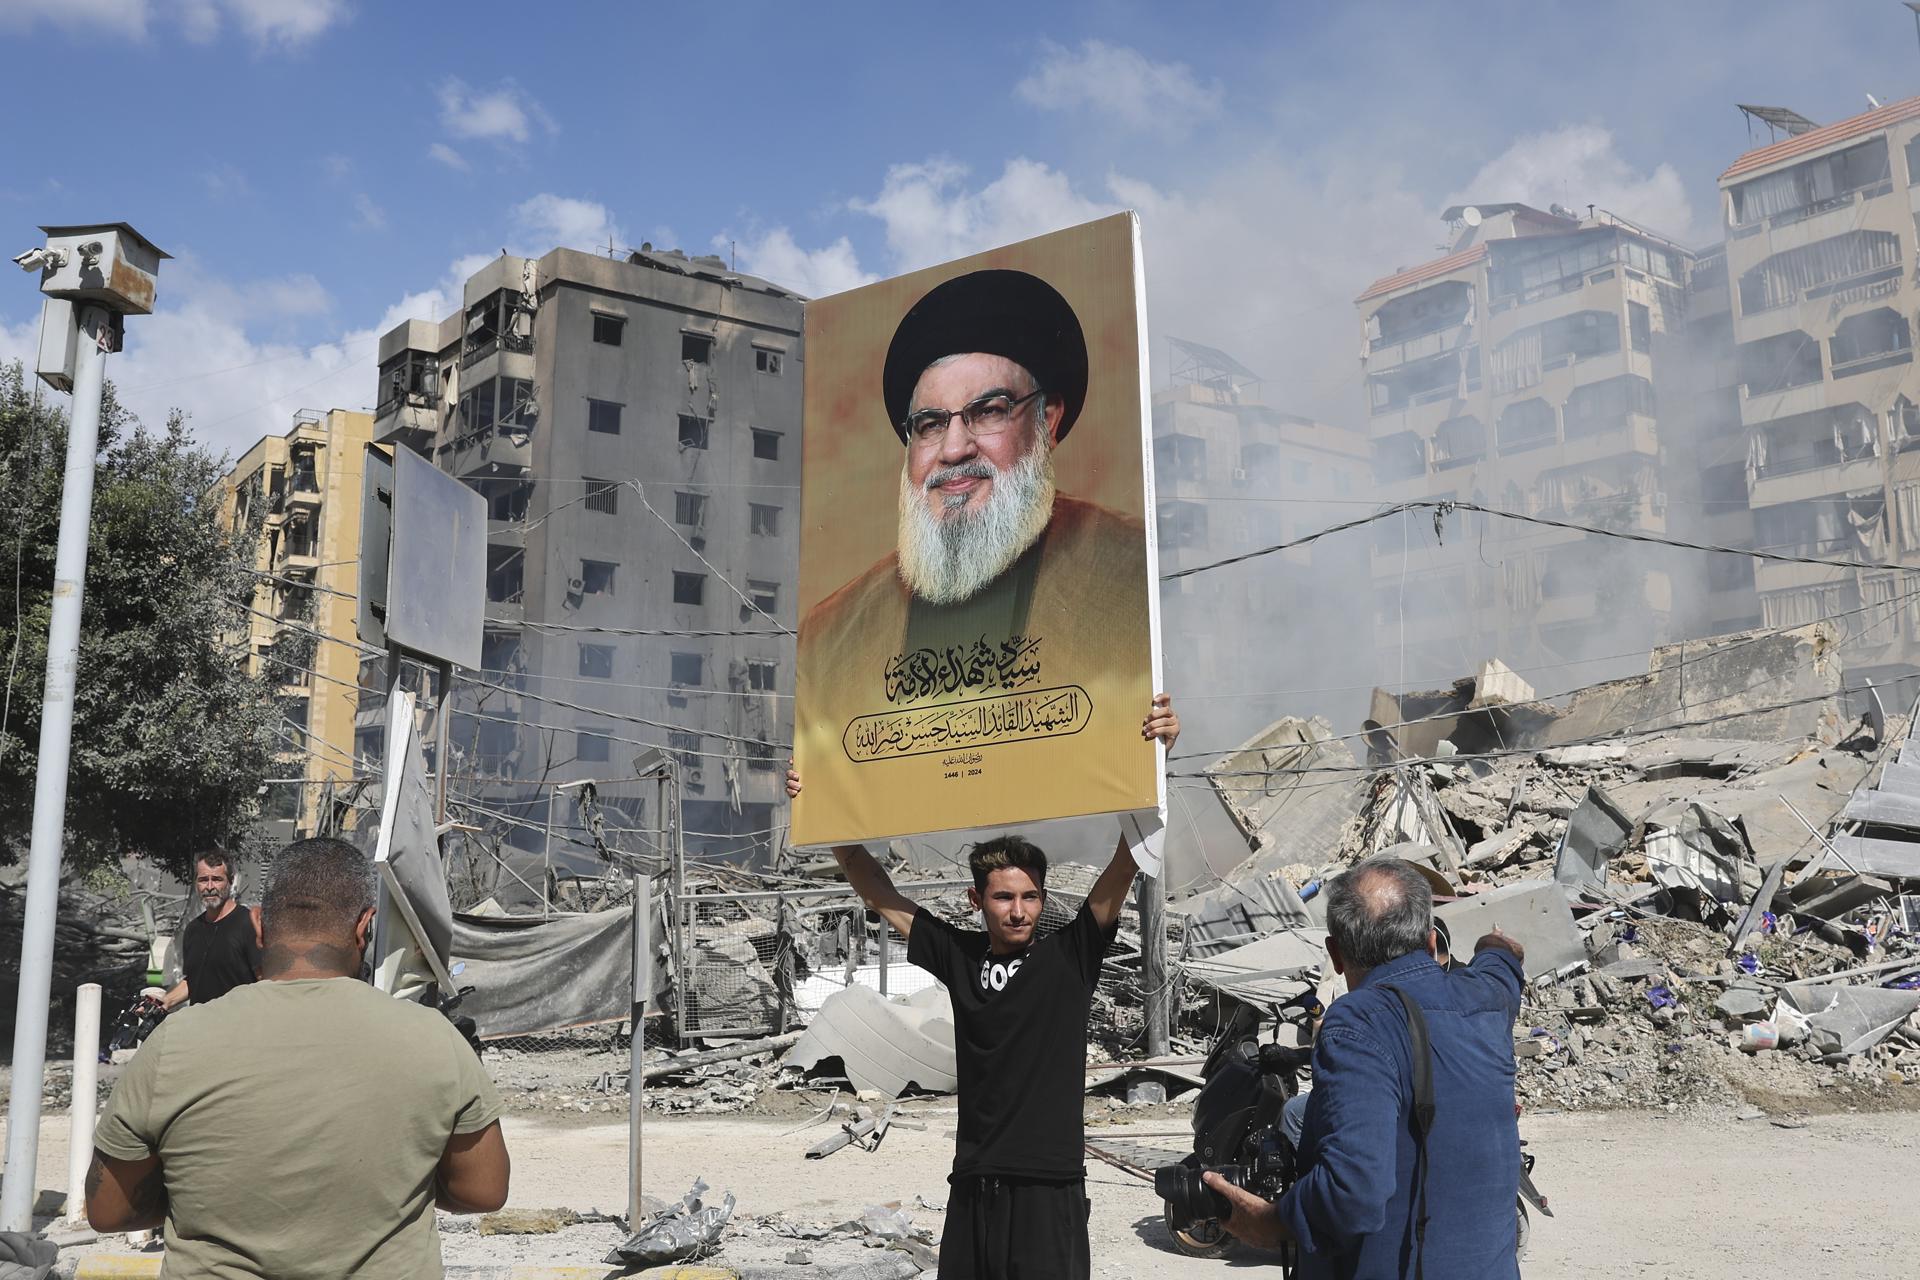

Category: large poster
[792, 213, 1161, 847]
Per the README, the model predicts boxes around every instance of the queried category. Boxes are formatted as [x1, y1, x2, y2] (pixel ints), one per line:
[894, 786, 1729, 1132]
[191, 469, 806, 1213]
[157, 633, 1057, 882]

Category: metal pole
[433, 659, 452, 823]
[878, 917, 889, 997]
[628, 872, 650, 1228]
[541, 793, 554, 919]
[2, 305, 111, 1231]
[65, 983, 101, 1225]
[1137, 871, 1170, 1059]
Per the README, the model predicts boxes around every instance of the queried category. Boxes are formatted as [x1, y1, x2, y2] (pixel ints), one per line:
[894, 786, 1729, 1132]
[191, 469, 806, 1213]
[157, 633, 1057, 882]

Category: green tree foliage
[0, 362, 280, 876]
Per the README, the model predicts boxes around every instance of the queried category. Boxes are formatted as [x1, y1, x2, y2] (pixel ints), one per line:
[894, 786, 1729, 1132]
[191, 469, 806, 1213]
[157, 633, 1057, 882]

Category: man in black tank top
[161, 849, 261, 1009]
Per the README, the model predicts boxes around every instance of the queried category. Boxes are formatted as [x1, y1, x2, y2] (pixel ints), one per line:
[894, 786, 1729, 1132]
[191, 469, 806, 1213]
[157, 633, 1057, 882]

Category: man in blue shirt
[1206, 856, 1526, 1278]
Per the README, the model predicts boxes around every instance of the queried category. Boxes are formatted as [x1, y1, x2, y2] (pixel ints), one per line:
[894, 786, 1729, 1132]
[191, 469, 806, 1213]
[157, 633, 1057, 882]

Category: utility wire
[1163, 498, 1920, 582]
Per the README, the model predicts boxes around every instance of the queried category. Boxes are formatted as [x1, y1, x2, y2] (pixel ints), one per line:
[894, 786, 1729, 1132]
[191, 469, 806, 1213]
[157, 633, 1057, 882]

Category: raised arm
[788, 766, 918, 938]
[832, 844, 920, 940]
[1085, 835, 1137, 931]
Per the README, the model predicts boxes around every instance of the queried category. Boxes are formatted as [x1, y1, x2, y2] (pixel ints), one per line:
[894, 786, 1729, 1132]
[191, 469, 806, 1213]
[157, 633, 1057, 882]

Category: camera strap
[1379, 985, 1435, 1280]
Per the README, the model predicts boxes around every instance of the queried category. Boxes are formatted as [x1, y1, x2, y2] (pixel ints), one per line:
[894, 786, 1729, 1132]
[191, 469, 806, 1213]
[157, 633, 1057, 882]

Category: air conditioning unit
[1231, 467, 1249, 484]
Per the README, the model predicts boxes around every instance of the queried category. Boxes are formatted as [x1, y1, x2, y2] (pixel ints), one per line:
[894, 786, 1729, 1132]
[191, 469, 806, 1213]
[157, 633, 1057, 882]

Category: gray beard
[896, 441, 1057, 605]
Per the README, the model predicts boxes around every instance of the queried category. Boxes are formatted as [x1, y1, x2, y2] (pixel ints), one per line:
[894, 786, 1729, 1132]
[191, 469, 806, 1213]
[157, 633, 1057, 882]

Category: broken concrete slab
[1776, 984, 1920, 1058]
[1643, 803, 1759, 904]
[1553, 785, 1631, 898]
[1546, 623, 1842, 748]
[1183, 928, 1329, 1004]
[1841, 788, 1920, 832]
[1174, 875, 1312, 958]
[1820, 835, 1920, 881]
[1714, 984, 1772, 1024]
[783, 984, 957, 1097]
[1434, 880, 1585, 979]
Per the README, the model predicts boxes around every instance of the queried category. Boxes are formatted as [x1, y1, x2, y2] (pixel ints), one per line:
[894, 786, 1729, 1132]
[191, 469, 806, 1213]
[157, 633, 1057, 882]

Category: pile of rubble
[1187, 625, 1920, 1114]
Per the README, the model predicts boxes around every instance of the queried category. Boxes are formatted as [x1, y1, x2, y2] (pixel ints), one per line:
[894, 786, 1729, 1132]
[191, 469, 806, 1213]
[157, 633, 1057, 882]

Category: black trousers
[939, 1175, 1090, 1280]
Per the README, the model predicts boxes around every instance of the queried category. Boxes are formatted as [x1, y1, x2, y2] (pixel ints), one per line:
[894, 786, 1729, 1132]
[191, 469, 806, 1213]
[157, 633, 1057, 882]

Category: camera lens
[1154, 1163, 1243, 1227]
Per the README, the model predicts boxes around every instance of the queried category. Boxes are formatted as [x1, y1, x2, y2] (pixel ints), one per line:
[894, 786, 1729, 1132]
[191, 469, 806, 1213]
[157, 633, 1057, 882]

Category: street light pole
[0, 305, 111, 1231]
[2, 225, 166, 1232]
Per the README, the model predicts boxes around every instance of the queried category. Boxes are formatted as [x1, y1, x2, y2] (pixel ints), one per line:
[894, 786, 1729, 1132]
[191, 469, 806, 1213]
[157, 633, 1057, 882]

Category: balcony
[1368, 321, 1473, 373]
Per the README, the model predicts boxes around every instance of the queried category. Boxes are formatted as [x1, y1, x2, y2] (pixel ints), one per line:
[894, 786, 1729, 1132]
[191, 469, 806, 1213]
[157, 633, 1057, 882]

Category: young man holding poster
[785, 694, 1179, 1280]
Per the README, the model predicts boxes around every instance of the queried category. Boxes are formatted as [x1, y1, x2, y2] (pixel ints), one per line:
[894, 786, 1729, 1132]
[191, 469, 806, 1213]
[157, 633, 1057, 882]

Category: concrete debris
[782, 985, 957, 1097]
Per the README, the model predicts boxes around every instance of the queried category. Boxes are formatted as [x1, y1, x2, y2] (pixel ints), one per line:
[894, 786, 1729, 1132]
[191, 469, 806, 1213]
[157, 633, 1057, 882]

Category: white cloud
[1016, 39, 1224, 136]
[0, 0, 148, 38]
[850, 156, 1119, 272]
[320, 153, 352, 181]
[746, 151, 1433, 428]
[352, 193, 387, 232]
[0, 255, 481, 462]
[217, 0, 350, 48]
[427, 142, 470, 173]
[201, 163, 252, 201]
[0, 0, 349, 46]
[511, 194, 622, 254]
[723, 228, 873, 299]
[437, 77, 555, 145]
[1447, 123, 1704, 246]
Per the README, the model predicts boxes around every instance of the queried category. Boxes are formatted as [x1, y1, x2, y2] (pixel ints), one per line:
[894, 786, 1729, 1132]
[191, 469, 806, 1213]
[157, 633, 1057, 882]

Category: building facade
[1719, 96, 1920, 683]
[371, 247, 803, 869]
[1154, 340, 1372, 737]
[1354, 202, 1754, 690]
[212, 408, 374, 839]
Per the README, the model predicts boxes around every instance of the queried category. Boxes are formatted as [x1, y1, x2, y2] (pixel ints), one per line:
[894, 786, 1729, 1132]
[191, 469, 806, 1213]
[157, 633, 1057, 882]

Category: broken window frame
[754, 347, 783, 375]
[486, 545, 525, 604]
[377, 349, 438, 416]
[678, 414, 711, 449]
[681, 331, 714, 365]
[746, 578, 778, 614]
[578, 643, 615, 679]
[580, 559, 617, 597]
[462, 289, 531, 366]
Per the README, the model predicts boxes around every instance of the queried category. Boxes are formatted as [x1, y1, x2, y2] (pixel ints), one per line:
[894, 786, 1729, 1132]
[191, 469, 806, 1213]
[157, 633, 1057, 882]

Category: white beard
[896, 434, 1057, 605]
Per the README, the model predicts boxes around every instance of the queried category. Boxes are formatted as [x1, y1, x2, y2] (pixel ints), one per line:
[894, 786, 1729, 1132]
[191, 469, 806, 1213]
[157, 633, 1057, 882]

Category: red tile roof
[1355, 243, 1487, 304]
[1721, 95, 1920, 181]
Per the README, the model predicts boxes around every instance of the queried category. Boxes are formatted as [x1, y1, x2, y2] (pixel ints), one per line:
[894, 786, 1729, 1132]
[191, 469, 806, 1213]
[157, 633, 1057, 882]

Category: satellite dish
[1462, 206, 1483, 227]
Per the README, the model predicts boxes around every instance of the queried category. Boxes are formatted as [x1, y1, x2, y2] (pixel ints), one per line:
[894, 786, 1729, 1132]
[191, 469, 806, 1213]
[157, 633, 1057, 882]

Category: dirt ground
[11, 1097, 1920, 1277]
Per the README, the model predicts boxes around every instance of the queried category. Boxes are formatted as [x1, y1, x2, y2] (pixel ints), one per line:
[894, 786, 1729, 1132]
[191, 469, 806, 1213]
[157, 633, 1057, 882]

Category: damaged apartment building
[1153, 338, 1372, 738]
[1356, 201, 1756, 687]
[1721, 97, 1920, 686]
[370, 247, 803, 869]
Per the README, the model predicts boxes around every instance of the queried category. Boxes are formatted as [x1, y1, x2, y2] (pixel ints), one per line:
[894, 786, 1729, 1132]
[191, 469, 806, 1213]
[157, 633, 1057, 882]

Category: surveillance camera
[11, 246, 68, 274]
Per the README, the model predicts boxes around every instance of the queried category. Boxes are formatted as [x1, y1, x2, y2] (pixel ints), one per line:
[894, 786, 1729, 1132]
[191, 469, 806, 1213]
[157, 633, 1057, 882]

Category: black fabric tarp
[451, 897, 668, 1040]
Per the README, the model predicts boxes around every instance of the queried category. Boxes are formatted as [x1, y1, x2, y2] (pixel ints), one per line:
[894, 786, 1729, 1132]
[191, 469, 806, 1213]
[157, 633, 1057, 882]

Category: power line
[1163, 497, 1920, 582]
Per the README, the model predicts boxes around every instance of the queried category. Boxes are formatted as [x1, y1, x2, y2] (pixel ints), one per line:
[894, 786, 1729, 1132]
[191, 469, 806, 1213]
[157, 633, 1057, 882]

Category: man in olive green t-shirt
[87, 837, 509, 1279]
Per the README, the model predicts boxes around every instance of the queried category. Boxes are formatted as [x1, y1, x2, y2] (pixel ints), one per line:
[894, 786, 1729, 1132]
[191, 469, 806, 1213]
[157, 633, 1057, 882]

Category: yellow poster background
[791, 213, 1158, 847]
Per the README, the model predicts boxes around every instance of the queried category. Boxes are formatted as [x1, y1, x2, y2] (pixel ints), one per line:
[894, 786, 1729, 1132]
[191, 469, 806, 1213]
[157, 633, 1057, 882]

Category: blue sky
[2, 0, 1917, 459]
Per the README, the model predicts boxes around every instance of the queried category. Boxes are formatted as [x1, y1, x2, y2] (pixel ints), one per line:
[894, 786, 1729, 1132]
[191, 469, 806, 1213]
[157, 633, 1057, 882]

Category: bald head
[1325, 856, 1433, 971]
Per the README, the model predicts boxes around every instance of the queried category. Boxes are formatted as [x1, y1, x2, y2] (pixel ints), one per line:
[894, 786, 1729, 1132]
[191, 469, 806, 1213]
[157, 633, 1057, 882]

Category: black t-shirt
[181, 906, 261, 1005]
[908, 902, 1117, 1182]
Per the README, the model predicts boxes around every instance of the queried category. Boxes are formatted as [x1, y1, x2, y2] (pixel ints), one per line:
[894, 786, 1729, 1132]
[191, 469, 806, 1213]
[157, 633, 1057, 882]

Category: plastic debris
[607, 1177, 736, 1266]
[1647, 986, 1678, 1010]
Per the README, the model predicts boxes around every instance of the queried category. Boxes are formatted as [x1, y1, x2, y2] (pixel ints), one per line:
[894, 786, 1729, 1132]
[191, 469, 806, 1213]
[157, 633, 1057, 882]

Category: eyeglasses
[902, 388, 1045, 448]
